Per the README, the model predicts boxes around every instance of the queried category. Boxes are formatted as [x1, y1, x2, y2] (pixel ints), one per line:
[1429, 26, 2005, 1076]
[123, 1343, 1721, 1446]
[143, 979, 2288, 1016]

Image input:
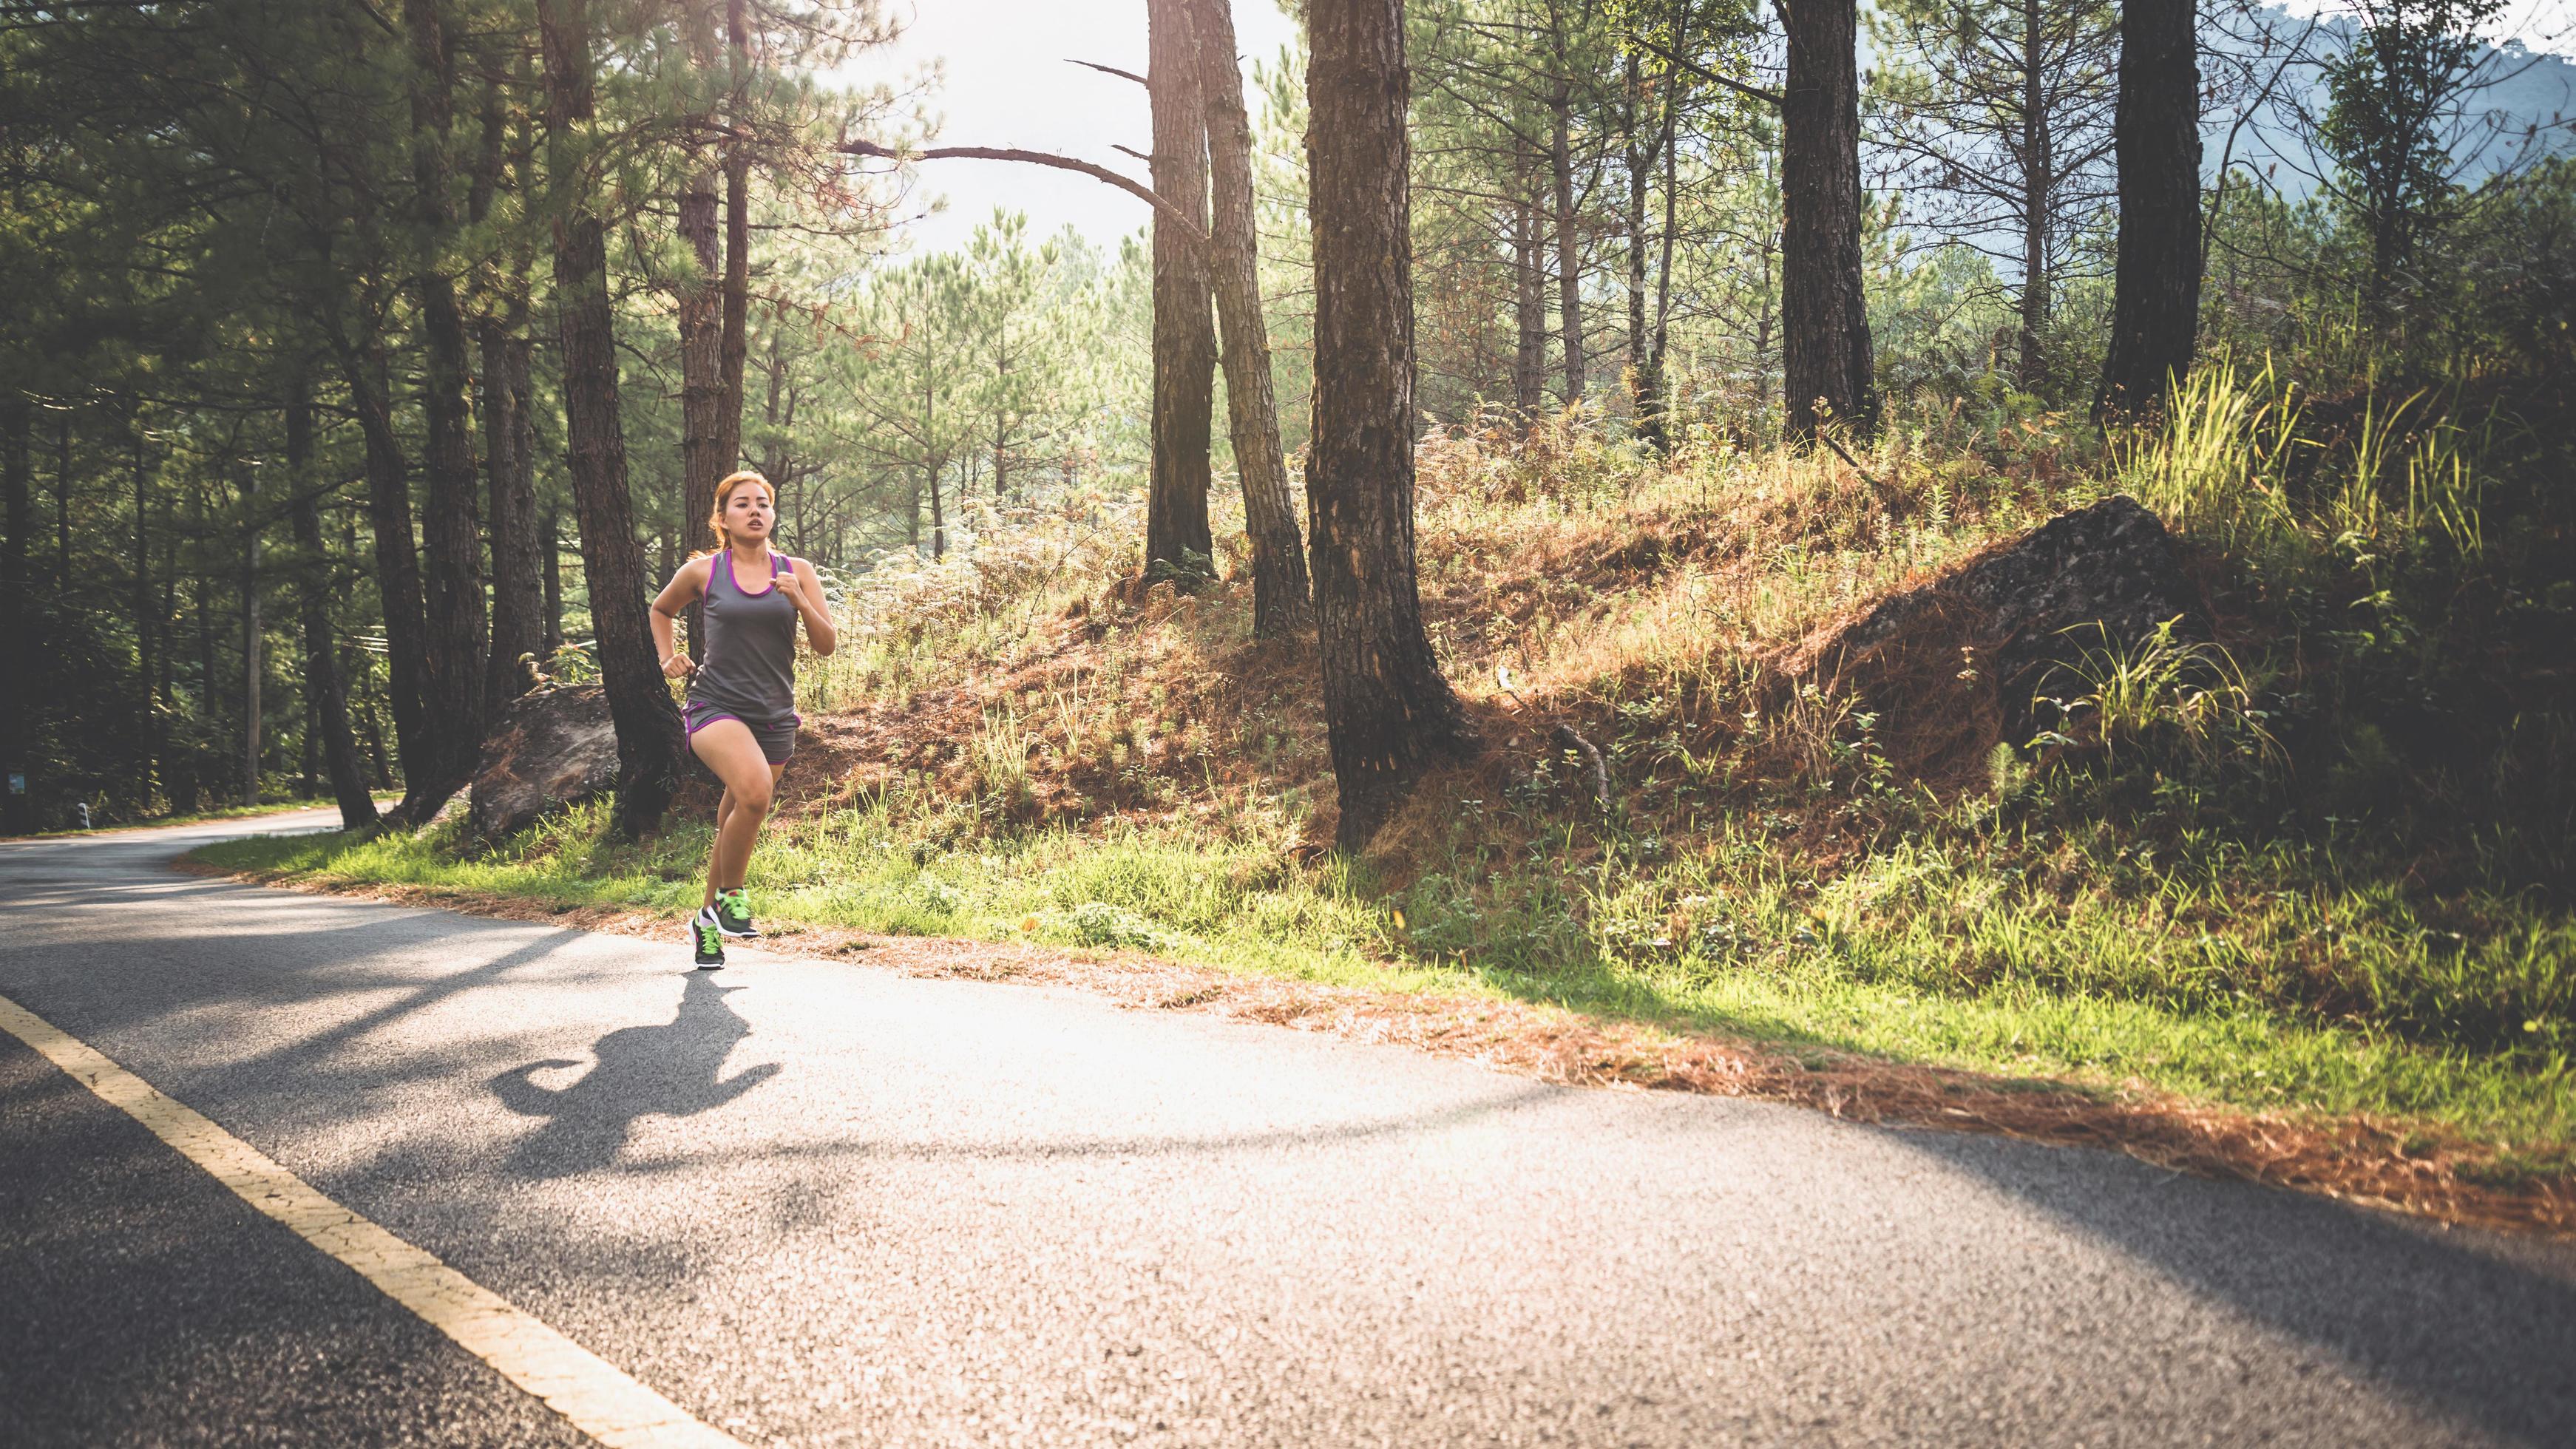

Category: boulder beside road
[468, 685, 619, 840]
[1792, 494, 2212, 782]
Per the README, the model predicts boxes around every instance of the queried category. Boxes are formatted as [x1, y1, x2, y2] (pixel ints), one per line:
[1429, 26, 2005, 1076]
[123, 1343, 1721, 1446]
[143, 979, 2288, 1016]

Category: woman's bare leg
[688, 722, 783, 902]
[702, 787, 735, 910]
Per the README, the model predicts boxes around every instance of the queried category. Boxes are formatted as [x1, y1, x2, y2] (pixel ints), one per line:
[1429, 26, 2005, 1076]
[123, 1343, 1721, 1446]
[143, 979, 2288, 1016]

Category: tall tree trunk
[1198, 0, 1312, 636]
[239, 461, 262, 807]
[287, 384, 379, 830]
[2018, 0, 2053, 387]
[1549, 77, 1586, 404]
[1777, 0, 1877, 440]
[926, 461, 946, 560]
[158, 491, 180, 806]
[1624, 48, 1655, 444]
[1148, 0, 1218, 579]
[2095, 0, 2201, 420]
[481, 311, 546, 708]
[1513, 143, 1549, 417]
[540, 503, 565, 654]
[1306, 0, 1478, 850]
[539, 0, 690, 838]
[677, 0, 726, 651]
[186, 500, 214, 816]
[131, 406, 157, 809]
[54, 412, 70, 586]
[1651, 106, 1680, 436]
[399, 0, 489, 825]
[1, 398, 30, 834]
[717, 0, 750, 476]
[341, 342, 431, 800]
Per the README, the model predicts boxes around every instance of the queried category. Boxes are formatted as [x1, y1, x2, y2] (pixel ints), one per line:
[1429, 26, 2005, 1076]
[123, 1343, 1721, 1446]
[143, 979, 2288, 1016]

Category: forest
[7, 0, 2573, 1211]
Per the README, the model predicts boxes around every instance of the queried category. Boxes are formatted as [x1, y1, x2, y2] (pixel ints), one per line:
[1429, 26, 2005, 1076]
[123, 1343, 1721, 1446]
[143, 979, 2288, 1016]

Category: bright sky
[835, 0, 2574, 258]
[837, 1, 1303, 255]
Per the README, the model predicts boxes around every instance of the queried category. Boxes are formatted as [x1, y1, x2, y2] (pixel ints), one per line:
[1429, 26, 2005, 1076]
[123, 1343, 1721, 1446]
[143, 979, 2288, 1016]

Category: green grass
[190, 785, 2574, 1151]
[30, 793, 396, 838]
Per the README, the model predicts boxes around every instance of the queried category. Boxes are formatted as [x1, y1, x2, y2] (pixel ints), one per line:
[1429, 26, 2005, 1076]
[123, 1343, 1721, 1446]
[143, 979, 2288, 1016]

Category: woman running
[651, 470, 837, 968]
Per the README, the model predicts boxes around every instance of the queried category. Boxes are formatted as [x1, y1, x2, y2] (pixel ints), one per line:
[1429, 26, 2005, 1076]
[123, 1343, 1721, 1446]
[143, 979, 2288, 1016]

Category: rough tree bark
[286, 384, 379, 830]
[1147, 0, 1218, 579]
[2095, 0, 2201, 421]
[538, 0, 691, 838]
[1306, 0, 1479, 850]
[395, 0, 489, 824]
[1777, 0, 1877, 440]
[1197, 0, 1311, 635]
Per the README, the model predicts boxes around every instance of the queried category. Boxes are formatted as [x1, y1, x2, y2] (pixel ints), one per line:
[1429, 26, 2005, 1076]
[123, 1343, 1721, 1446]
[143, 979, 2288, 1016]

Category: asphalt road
[1, 810, 2571, 1448]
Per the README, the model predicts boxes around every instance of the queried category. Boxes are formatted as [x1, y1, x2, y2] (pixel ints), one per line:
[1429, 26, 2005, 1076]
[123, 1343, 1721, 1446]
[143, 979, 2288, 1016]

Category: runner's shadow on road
[490, 973, 780, 1178]
[1894, 1127, 2576, 1445]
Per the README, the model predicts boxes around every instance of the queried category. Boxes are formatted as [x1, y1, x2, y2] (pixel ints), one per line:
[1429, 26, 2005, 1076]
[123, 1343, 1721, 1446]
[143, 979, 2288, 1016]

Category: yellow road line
[0, 991, 747, 1449]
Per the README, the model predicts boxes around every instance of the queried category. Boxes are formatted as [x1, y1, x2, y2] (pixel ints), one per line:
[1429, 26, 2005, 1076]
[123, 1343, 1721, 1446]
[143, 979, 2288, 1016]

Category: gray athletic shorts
[685, 701, 798, 764]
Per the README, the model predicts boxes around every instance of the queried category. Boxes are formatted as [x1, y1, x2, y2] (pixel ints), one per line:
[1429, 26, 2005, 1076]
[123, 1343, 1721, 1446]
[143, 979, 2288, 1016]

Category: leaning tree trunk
[539, 0, 690, 838]
[2095, 0, 2201, 421]
[1146, 0, 1218, 579]
[1306, 0, 1479, 850]
[286, 386, 380, 830]
[396, 0, 489, 825]
[1777, 0, 1877, 441]
[481, 308, 546, 707]
[1197, 0, 1312, 636]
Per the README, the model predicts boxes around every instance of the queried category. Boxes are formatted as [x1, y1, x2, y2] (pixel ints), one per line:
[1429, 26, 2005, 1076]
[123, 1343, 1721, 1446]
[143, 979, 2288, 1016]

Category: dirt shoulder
[180, 860, 2575, 1236]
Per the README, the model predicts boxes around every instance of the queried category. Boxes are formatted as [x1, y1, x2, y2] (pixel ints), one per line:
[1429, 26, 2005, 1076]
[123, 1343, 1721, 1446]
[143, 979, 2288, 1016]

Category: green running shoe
[715, 887, 759, 940]
[691, 906, 728, 968]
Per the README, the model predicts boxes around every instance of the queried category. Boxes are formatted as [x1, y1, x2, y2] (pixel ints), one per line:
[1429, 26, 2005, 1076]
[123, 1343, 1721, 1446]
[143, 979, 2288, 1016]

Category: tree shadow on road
[490, 972, 780, 1178]
[1891, 1127, 2576, 1445]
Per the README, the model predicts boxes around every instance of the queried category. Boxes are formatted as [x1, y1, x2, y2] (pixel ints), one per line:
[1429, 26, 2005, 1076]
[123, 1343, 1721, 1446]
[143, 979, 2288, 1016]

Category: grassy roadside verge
[189, 798, 2574, 1201]
[27, 794, 396, 839]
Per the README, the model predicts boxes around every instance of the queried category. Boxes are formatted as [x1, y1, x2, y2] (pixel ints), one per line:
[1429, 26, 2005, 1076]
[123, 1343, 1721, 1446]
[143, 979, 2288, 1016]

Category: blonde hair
[708, 470, 773, 550]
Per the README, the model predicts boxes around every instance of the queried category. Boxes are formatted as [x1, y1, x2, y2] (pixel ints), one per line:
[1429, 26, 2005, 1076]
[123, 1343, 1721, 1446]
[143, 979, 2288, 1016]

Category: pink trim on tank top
[719, 550, 793, 598]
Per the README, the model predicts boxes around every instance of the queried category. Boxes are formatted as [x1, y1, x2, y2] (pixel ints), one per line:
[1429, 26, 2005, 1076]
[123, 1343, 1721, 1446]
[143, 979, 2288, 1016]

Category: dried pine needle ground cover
[195, 390, 2576, 1218]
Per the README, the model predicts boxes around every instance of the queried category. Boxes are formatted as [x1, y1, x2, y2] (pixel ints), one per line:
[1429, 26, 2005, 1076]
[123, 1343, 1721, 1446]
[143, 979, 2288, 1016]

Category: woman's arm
[649, 558, 709, 678]
[784, 559, 838, 656]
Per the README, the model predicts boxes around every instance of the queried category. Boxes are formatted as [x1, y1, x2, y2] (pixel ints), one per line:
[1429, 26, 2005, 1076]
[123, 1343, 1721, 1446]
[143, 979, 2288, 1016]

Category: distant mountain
[2203, 7, 2576, 200]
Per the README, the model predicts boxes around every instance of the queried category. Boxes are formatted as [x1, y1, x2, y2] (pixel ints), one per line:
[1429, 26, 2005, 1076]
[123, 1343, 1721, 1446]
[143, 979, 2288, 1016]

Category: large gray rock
[468, 685, 620, 839]
[1795, 494, 2210, 778]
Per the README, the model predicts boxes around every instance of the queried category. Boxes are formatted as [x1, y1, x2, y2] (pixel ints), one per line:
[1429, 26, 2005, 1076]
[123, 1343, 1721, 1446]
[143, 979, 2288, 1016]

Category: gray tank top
[689, 550, 800, 720]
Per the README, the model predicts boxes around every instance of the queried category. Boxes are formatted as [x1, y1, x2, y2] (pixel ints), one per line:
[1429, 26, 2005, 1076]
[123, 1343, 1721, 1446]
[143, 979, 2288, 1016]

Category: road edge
[174, 857, 2575, 1237]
